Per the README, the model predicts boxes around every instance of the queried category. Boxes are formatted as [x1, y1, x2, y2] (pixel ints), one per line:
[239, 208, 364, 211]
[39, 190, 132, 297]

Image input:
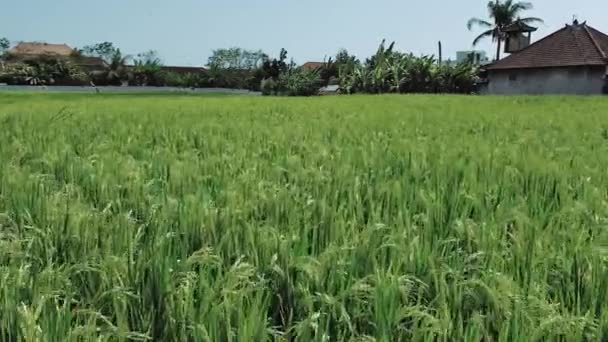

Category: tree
[467, 0, 543, 60]
[79, 42, 119, 63]
[0, 57, 88, 85]
[207, 48, 266, 70]
[335, 49, 359, 68]
[134, 50, 162, 66]
[102, 49, 130, 85]
[205, 48, 267, 90]
[132, 50, 165, 86]
[316, 49, 361, 86]
[261, 48, 289, 80]
[74, 42, 133, 85]
[334, 40, 477, 95]
[0, 37, 9, 55]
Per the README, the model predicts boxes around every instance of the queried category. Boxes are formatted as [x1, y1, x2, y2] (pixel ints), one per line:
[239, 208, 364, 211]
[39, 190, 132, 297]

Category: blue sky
[1, 0, 606, 66]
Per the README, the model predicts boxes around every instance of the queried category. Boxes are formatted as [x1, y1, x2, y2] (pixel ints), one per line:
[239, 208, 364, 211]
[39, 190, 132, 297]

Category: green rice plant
[0, 93, 607, 341]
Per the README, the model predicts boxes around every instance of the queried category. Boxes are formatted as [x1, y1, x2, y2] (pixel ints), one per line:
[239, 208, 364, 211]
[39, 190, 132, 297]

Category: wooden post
[438, 41, 443, 65]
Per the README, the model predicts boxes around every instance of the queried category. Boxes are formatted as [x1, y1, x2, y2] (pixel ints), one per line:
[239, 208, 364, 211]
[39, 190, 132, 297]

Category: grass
[1, 92, 607, 341]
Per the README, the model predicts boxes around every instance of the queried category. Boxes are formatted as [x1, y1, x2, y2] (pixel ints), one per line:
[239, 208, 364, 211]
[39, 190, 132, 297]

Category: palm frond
[487, 1, 498, 13]
[472, 29, 495, 46]
[510, 1, 533, 13]
[468, 18, 493, 30]
[519, 16, 544, 24]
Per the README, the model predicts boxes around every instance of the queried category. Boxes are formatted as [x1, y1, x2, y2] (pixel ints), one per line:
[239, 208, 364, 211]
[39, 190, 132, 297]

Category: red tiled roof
[9, 42, 74, 57]
[587, 26, 608, 59]
[300, 62, 325, 71]
[77, 57, 108, 67]
[487, 22, 608, 70]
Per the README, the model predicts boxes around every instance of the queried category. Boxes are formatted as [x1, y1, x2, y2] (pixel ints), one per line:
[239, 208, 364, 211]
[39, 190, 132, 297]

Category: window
[508, 73, 518, 81]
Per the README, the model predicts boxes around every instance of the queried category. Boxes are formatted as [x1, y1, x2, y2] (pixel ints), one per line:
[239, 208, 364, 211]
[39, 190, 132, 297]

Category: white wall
[487, 67, 606, 95]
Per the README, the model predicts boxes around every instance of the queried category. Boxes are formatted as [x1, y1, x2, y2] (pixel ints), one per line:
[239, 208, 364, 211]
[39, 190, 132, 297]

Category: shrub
[260, 70, 322, 96]
[337, 41, 477, 94]
[0, 58, 89, 86]
[277, 69, 323, 96]
[260, 78, 276, 95]
[205, 67, 253, 89]
[164, 71, 185, 87]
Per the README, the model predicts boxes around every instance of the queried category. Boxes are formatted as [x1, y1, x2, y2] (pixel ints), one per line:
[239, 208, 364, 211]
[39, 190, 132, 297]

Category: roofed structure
[503, 21, 538, 33]
[503, 20, 538, 53]
[300, 62, 325, 72]
[75, 57, 109, 72]
[8, 42, 75, 57]
[488, 21, 608, 70]
[482, 20, 608, 95]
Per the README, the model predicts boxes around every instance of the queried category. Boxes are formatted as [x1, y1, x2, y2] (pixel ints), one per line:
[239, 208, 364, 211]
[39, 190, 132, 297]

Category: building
[6, 42, 206, 77]
[484, 20, 608, 95]
[300, 62, 325, 72]
[5, 42, 108, 73]
[502, 21, 537, 53]
[76, 56, 109, 73]
[456, 50, 489, 65]
[7, 42, 75, 58]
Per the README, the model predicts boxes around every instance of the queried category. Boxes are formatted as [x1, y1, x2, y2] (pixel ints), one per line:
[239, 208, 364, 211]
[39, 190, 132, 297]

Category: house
[76, 56, 109, 73]
[502, 21, 537, 53]
[300, 62, 325, 72]
[5, 42, 108, 72]
[484, 20, 608, 95]
[7, 42, 75, 58]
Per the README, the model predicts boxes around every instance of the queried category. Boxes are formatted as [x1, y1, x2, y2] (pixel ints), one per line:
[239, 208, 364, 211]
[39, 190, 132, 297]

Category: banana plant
[337, 40, 477, 95]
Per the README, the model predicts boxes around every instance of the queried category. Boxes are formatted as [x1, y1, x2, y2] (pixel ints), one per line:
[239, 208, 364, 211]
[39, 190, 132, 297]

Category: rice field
[1, 92, 608, 341]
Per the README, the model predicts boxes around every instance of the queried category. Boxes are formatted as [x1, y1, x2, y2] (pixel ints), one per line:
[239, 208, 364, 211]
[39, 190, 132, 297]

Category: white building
[484, 20, 608, 95]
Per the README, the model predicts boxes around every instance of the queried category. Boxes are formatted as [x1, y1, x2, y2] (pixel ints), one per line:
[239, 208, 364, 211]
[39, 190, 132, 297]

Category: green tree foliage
[319, 49, 360, 86]
[76, 42, 135, 86]
[131, 50, 166, 86]
[164, 72, 207, 88]
[205, 67, 251, 89]
[208, 47, 266, 70]
[260, 48, 289, 80]
[468, 0, 543, 60]
[205, 48, 268, 90]
[338, 40, 478, 94]
[259, 49, 323, 96]
[335, 49, 360, 87]
[278, 69, 323, 96]
[0, 37, 9, 55]
[0, 57, 88, 85]
[203, 47, 320, 93]
[78, 42, 120, 63]
[261, 68, 322, 96]
[105, 49, 130, 85]
[86, 49, 131, 86]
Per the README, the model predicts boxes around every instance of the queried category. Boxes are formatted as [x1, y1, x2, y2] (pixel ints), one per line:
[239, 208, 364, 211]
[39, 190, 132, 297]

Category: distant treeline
[0, 41, 480, 95]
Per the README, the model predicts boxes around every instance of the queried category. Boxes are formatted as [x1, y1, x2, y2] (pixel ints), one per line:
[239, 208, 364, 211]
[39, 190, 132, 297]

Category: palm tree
[105, 49, 130, 85]
[467, 0, 543, 60]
